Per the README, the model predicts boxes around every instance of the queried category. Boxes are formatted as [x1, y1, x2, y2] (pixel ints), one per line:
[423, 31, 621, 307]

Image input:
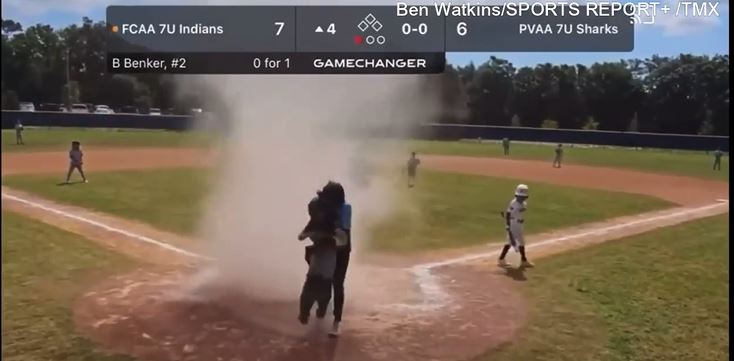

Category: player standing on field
[407, 152, 421, 188]
[65, 141, 88, 184]
[713, 148, 724, 171]
[498, 184, 534, 268]
[502, 137, 510, 156]
[552, 144, 563, 168]
[14, 119, 24, 145]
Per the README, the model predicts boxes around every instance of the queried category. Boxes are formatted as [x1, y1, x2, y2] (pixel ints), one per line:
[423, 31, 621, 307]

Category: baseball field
[1, 128, 729, 361]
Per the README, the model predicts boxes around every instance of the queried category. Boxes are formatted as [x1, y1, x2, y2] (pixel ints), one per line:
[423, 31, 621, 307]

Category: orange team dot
[111, 25, 119, 33]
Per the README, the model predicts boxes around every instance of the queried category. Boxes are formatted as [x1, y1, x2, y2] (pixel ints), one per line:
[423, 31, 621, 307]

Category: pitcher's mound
[74, 265, 527, 361]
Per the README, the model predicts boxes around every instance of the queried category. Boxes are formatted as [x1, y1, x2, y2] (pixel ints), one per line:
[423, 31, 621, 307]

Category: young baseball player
[502, 138, 510, 156]
[498, 184, 534, 268]
[65, 141, 88, 184]
[14, 119, 24, 145]
[713, 148, 724, 171]
[407, 152, 421, 188]
[553, 144, 563, 168]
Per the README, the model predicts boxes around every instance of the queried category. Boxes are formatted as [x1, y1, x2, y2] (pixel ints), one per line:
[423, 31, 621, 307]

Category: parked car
[38, 103, 61, 112]
[19, 102, 35, 112]
[119, 106, 139, 114]
[70, 103, 91, 113]
[94, 105, 115, 114]
[148, 107, 162, 115]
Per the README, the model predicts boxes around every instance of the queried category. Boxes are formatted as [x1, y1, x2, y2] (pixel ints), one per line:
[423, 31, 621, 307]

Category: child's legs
[299, 275, 320, 317]
[315, 276, 333, 316]
[66, 164, 75, 181]
[512, 229, 527, 260]
[76, 165, 87, 180]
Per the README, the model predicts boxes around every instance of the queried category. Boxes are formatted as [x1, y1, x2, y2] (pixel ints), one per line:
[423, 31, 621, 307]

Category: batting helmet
[514, 184, 529, 197]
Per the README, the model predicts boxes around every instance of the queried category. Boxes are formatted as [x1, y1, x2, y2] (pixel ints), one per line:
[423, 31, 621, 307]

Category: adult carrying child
[297, 181, 345, 325]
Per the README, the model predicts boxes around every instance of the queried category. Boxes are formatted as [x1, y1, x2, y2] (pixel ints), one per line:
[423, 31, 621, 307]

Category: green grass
[3, 168, 672, 252]
[2, 211, 139, 361]
[409, 140, 729, 181]
[3, 128, 727, 181]
[2, 168, 210, 236]
[370, 170, 672, 252]
[2, 128, 214, 152]
[481, 215, 729, 361]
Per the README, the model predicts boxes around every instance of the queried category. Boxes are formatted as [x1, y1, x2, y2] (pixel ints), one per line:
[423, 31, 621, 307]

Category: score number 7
[274, 22, 285, 36]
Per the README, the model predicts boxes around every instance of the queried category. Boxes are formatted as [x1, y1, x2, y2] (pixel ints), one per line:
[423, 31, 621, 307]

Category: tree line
[2, 17, 729, 135]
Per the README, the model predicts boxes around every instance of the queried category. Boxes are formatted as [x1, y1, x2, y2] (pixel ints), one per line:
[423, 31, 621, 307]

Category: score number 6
[457, 22, 468, 36]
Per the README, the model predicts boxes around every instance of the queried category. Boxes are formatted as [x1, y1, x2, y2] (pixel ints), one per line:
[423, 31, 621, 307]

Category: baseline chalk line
[2, 192, 211, 261]
[401, 201, 728, 310]
[3, 191, 727, 312]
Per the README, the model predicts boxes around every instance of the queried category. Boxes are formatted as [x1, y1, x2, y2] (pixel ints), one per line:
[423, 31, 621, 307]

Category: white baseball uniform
[506, 198, 527, 247]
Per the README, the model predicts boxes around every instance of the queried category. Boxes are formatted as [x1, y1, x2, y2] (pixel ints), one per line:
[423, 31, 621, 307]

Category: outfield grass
[481, 215, 729, 361]
[1, 211, 138, 361]
[2, 168, 210, 235]
[409, 140, 729, 181]
[2, 168, 672, 252]
[3, 128, 727, 180]
[370, 170, 672, 252]
[2, 128, 214, 152]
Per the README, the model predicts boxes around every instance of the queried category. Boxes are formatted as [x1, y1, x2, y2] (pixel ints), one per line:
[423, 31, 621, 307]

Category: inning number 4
[274, 22, 285, 36]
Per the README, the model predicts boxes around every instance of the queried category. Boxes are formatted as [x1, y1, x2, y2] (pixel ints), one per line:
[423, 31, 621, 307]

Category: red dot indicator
[354, 35, 364, 45]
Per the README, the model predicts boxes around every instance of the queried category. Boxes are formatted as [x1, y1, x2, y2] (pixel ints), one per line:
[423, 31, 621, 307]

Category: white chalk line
[1, 192, 210, 261]
[2, 191, 728, 312]
[397, 200, 729, 311]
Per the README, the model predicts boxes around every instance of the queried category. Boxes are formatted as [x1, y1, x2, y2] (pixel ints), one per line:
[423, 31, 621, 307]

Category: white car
[70, 104, 90, 113]
[149, 108, 162, 115]
[190, 108, 203, 114]
[19, 102, 35, 112]
[94, 105, 114, 114]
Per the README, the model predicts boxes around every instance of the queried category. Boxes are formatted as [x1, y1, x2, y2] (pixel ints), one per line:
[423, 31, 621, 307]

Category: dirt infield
[74, 266, 525, 361]
[422, 155, 728, 206]
[3, 148, 727, 205]
[0, 147, 213, 176]
[1, 148, 729, 361]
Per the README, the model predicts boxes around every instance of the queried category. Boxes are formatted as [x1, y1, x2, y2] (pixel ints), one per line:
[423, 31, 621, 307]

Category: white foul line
[2, 191, 728, 311]
[417, 201, 728, 270]
[1, 192, 210, 261]
[403, 200, 729, 310]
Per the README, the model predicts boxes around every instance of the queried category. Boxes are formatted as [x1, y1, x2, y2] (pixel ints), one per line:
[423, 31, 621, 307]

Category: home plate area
[73, 266, 526, 361]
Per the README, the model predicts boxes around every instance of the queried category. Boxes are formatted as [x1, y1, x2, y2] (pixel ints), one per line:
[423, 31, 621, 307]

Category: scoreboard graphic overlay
[107, 5, 634, 74]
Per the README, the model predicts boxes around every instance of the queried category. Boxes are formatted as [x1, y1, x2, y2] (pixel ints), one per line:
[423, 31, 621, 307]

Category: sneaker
[328, 321, 341, 338]
[521, 260, 535, 268]
[298, 313, 309, 325]
[497, 259, 509, 267]
[84, 179, 88, 183]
